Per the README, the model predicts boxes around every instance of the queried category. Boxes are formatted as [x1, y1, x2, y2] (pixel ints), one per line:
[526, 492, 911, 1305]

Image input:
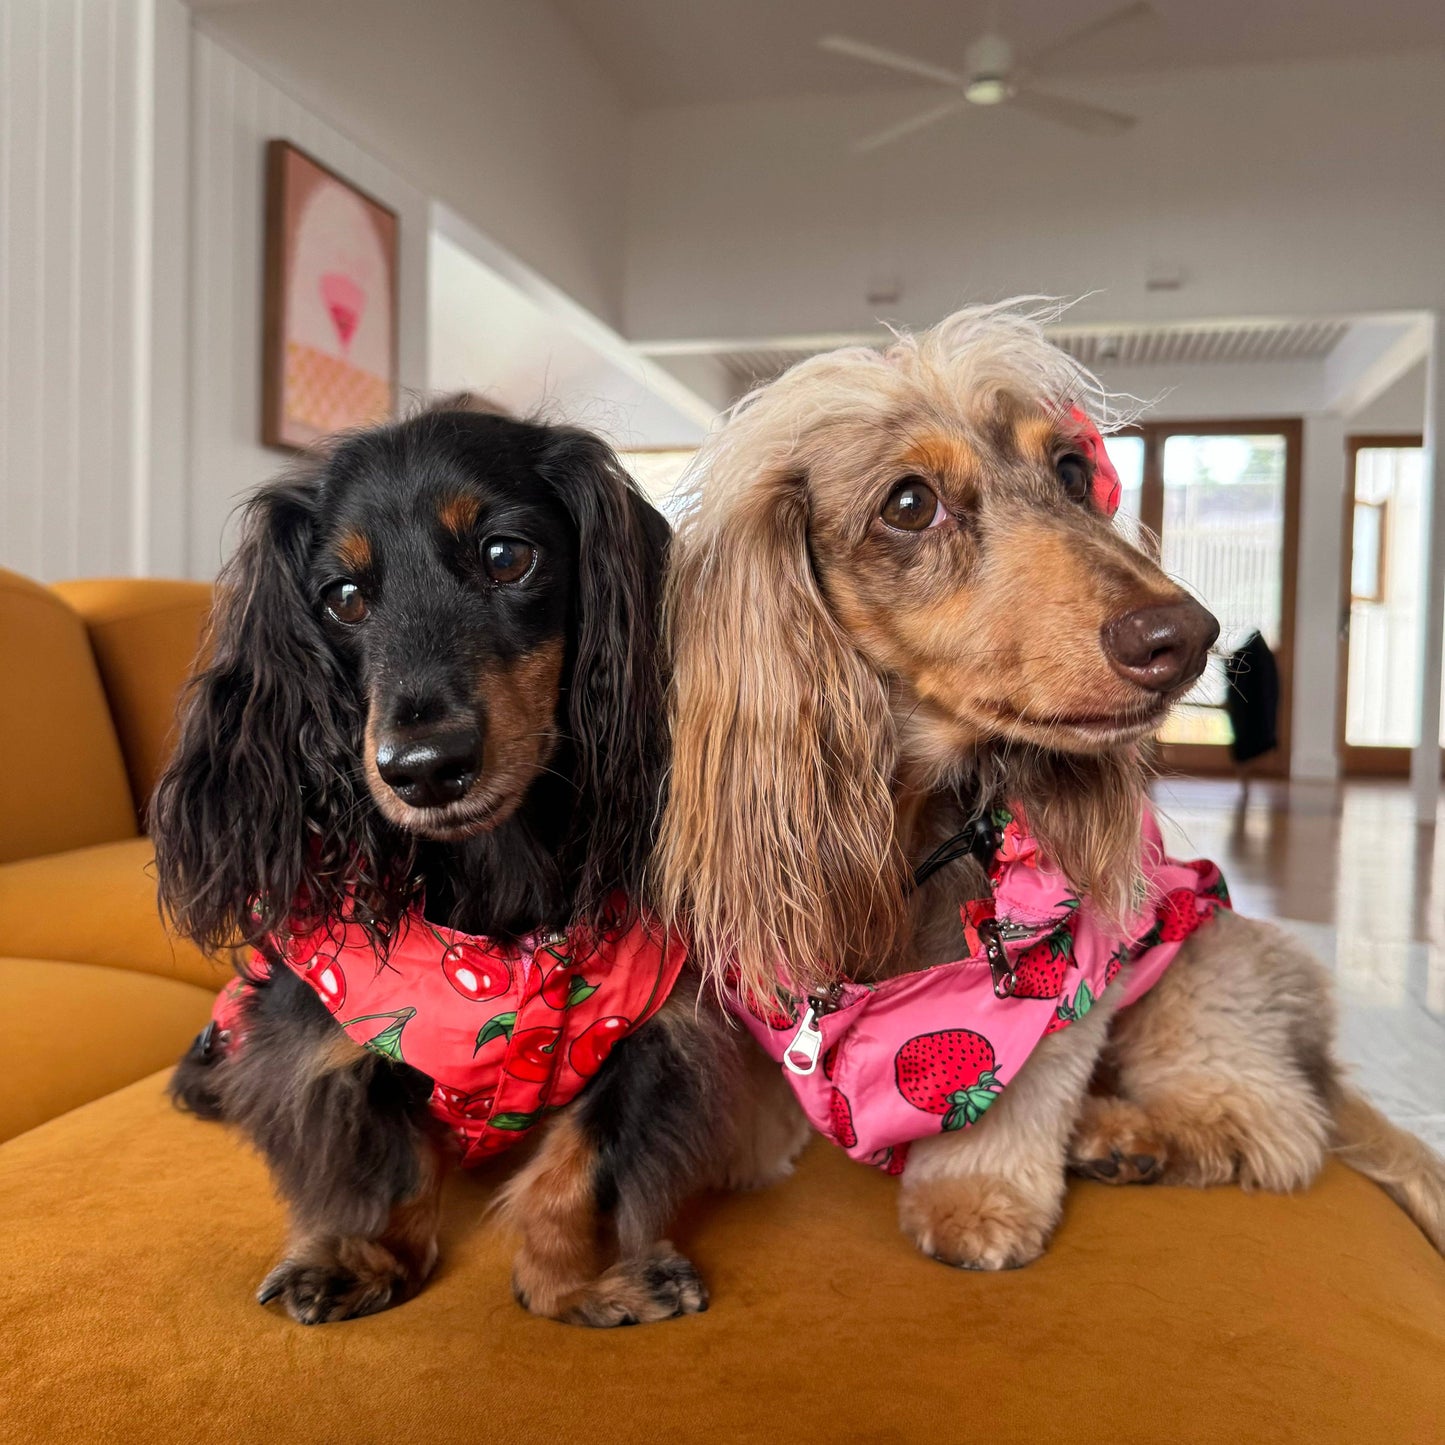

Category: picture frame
[262, 139, 399, 451]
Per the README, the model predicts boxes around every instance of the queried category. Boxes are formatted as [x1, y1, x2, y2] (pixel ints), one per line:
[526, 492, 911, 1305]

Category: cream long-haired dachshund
[658, 301, 1445, 1271]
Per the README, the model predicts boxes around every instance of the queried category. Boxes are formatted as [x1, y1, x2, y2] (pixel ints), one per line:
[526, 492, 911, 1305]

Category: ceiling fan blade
[853, 96, 971, 153]
[1008, 87, 1137, 136]
[1018, 1, 1153, 73]
[819, 34, 968, 90]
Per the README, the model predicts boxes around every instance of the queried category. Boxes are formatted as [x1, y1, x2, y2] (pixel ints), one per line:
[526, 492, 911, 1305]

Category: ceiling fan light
[965, 75, 1010, 105]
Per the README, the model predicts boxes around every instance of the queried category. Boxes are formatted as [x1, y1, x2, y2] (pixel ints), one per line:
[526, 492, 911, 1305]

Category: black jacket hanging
[1224, 629, 1280, 764]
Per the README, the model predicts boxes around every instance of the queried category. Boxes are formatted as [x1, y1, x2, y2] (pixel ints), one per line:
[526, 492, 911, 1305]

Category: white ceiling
[651, 319, 1360, 397]
[550, 0, 1445, 107]
[1051, 320, 1351, 368]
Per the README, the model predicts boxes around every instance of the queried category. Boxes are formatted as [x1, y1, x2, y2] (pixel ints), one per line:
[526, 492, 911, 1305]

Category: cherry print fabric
[208, 900, 685, 1165]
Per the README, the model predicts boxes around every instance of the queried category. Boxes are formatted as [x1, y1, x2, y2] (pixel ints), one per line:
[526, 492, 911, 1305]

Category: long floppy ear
[658, 451, 907, 1005]
[151, 464, 404, 954]
[536, 430, 670, 925]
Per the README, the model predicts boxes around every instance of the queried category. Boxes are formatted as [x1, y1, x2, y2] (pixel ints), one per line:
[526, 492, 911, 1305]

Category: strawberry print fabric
[737, 808, 1229, 1171]
[208, 900, 685, 1165]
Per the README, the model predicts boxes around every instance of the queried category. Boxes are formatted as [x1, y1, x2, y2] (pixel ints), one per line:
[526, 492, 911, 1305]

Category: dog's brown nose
[1100, 600, 1219, 694]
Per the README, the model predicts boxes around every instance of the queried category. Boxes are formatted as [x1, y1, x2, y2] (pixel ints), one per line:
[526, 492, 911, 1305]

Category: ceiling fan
[819, 2, 1151, 152]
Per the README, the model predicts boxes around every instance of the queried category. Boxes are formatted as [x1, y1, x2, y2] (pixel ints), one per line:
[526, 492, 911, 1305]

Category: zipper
[517, 928, 568, 996]
[781, 907, 1041, 1070]
[993, 919, 1037, 941]
[782, 984, 844, 1076]
[977, 917, 1021, 999]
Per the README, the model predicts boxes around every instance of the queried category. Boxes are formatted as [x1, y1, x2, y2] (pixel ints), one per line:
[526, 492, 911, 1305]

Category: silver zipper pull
[977, 918, 1018, 999]
[994, 919, 1038, 941]
[783, 1004, 825, 1075]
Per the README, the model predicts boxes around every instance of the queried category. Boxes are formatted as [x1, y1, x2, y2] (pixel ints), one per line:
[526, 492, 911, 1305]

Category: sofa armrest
[0, 570, 138, 862]
[53, 579, 212, 814]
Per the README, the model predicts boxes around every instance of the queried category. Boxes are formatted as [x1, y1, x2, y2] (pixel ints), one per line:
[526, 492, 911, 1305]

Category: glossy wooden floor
[1152, 777, 1445, 1148]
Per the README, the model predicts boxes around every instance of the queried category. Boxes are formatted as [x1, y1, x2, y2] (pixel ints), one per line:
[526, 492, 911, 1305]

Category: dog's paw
[519, 1244, 709, 1328]
[1072, 1147, 1164, 1185]
[899, 1175, 1054, 1271]
[257, 1255, 403, 1325]
[1069, 1095, 1166, 1185]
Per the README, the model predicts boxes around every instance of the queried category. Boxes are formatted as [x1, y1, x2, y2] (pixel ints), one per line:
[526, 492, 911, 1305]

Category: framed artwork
[263, 139, 398, 450]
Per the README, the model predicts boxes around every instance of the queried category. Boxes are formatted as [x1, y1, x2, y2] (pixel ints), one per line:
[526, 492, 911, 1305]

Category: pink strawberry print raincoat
[206, 899, 685, 1164]
[737, 808, 1230, 1172]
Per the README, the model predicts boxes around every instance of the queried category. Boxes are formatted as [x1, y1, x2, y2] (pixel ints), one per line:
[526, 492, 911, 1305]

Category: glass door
[1338, 436, 1444, 775]
[1104, 421, 1301, 775]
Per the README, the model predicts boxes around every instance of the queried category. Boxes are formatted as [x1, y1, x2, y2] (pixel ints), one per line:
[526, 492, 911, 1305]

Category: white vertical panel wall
[0, 0, 153, 582]
[187, 28, 429, 577]
[0, 8, 429, 583]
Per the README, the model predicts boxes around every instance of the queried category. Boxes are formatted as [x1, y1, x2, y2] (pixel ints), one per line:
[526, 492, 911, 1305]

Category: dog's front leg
[898, 993, 1118, 1270]
[215, 972, 446, 1325]
[501, 993, 727, 1327]
[255, 1134, 445, 1326]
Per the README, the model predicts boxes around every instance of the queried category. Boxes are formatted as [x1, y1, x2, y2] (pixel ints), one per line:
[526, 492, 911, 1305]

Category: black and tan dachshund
[155, 402, 798, 1326]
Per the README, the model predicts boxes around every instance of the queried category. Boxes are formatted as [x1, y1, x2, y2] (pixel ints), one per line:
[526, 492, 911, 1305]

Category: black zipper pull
[807, 982, 845, 1015]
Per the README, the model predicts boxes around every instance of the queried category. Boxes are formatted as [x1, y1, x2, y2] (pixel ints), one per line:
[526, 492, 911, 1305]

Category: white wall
[626, 52, 1445, 344]
[1294, 414, 1348, 780]
[185, 28, 430, 576]
[428, 209, 711, 454]
[1099, 361, 1328, 422]
[0, 0, 188, 582]
[0, 3, 684, 583]
[192, 0, 630, 327]
[1350, 361, 1427, 435]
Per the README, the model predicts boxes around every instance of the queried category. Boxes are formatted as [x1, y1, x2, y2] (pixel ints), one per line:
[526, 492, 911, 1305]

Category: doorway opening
[1103, 420, 1302, 776]
[1338, 434, 1445, 777]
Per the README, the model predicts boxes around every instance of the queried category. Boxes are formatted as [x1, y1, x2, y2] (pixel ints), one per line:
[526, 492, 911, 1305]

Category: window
[1104, 422, 1301, 771]
[617, 449, 697, 506]
[1350, 500, 1387, 604]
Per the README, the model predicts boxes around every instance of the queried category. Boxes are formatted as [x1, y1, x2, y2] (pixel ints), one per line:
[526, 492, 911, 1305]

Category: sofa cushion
[52, 579, 211, 812]
[1, 958, 213, 1142]
[0, 1077, 1439, 1444]
[0, 569, 137, 862]
[0, 837, 226, 991]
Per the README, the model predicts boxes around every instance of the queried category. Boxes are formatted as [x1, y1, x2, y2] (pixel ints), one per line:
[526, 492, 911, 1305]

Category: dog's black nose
[1100, 600, 1219, 694]
[375, 728, 482, 807]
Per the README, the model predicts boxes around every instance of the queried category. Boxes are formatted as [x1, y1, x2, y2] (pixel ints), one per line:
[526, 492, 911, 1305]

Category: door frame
[1336, 433, 1439, 776]
[1120, 418, 1302, 778]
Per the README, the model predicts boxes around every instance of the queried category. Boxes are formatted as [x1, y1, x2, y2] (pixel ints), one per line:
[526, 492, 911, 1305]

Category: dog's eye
[323, 581, 369, 625]
[1057, 453, 1091, 502]
[482, 537, 537, 585]
[880, 477, 944, 532]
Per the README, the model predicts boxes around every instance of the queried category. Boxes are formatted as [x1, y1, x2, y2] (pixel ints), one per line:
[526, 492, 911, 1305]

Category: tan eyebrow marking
[438, 494, 481, 535]
[1011, 415, 1059, 464]
[899, 433, 983, 480]
[336, 530, 372, 573]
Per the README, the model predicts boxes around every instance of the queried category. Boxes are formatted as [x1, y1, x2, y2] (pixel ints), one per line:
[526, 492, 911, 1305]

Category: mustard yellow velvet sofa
[0, 566, 1441, 1445]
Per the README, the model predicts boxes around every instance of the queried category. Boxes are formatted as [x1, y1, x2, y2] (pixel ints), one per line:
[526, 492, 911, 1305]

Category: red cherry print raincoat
[206, 899, 685, 1164]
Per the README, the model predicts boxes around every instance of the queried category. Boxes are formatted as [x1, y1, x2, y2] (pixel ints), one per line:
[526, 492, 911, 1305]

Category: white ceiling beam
[1323, 315, 1432, 417]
